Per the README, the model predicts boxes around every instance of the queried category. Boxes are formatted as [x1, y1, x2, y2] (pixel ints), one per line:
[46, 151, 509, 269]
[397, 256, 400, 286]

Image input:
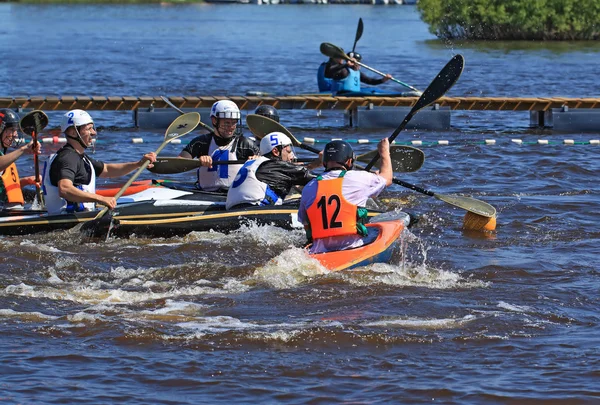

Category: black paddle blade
[364, 54, 464, 171]
[20, 110, 49, 136]
[352, 18, 364, 53]
[412, 54, 464, 114]
[320, 42, 348, 60]
[149, 157, 201, 174]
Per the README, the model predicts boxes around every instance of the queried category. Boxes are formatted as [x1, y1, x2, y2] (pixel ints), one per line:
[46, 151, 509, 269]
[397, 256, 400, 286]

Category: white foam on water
[251, 247, 329, 289]
[20, 240, 73, 254]
[364, 314, 477, 330]
[172, 316, 339, 339]
[497, 301, 534, 313]
[233, 222, 306, 247]
[0, 308, 59, 321]
[67, 311, 105, 323]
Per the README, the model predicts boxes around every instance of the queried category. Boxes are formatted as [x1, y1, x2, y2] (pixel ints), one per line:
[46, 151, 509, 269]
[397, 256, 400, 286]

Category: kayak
[96, 180, 153, 197]
[308, 211, 410, 272]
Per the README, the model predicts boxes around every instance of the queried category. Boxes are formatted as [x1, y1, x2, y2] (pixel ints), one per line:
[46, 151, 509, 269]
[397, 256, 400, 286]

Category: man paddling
[226, 132, 321, 210]
[328, 52, 391, 95]
[0, 109, 41, 210]
[298, 139, 392, 254]
[179, 100, 259, 192]
[42, 109, 156, 215]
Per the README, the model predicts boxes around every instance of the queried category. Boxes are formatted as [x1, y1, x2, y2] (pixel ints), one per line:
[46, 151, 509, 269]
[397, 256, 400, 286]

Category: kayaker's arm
[376, 139, 393, 187]
[57, 179, 116, 210]
[100, 152, 156, 178]
[0, 141, 39, 172]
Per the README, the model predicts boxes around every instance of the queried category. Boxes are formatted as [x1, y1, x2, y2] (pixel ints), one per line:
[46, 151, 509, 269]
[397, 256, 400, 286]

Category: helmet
[0, 109, 20, 134]
[61, 109, 94, 133]
[260, 132, 292, 155]
[348, 52, 362, 62]
[210, 100, 240, 120]
[254, 105, 280, 123]
[323, 140, 355, 170]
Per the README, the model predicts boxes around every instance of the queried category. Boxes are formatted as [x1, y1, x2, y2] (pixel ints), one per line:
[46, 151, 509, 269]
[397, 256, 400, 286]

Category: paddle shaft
[161, 96, 214, 132]
[355, 61, 420, 93]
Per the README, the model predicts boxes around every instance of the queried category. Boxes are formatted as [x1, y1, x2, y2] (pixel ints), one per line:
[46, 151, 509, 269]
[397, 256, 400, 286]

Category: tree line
[416, 0, 600, 40]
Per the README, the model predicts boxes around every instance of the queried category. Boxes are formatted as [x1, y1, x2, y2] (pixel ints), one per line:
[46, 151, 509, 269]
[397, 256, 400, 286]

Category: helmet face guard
[211, 100, 242, 137]
[61, 110, 96, 150]
[0, 109, 21, 149]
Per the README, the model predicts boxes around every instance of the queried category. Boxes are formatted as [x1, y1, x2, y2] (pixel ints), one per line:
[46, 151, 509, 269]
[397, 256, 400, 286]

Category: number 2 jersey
[298, 169, 387, 254]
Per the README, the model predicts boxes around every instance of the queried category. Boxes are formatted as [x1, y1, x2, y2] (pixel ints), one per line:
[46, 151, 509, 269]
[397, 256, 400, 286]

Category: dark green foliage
[417, 0, 600, 40]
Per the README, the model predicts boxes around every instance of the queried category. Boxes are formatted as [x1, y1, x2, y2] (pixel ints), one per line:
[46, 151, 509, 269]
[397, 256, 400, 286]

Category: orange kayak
[96, 180, 153, 197]
[309, 213, 408, 272]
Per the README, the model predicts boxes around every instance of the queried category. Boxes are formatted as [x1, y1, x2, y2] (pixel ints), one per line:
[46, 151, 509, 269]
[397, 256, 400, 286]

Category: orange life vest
[306, 172, 359, 240]
[1, 162, 25, 205]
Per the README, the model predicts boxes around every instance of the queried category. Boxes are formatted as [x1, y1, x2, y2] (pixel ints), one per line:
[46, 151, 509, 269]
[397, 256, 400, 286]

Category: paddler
[329, 52, 392, 95]
[226, 131, 321, 210]
[42, 109, 156, 215]
[0, 108, 41, 210]
[178, 100, 259, 192]
[298, 139, 392, 254]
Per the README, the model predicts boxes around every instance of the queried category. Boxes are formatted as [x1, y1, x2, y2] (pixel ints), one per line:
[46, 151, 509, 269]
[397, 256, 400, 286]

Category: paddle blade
[435, 193, 497, 218]
[148, 157, 201, 174]
[20, 110, 49, 136]
[412, 54, 464, 114]
[165, 112, 200, 141]
[352, 18, 364, 53]
[246, 114, 299, 145]
[320, 42, 349, 61]
[357, 146, 425, 173]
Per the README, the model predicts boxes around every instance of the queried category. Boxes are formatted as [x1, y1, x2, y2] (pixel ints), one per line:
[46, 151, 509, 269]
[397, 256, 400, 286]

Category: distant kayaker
[320, 52, 392, 94]
[42, 109, 156, 215]
[179, 100, 259, 192]
[0, 109, 41, 210]
[298, 139, 393, 254]
[226, 131, 321, 210]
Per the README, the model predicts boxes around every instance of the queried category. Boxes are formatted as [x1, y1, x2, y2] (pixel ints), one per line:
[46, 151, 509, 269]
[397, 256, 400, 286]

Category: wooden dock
[2, 95, 600, 112]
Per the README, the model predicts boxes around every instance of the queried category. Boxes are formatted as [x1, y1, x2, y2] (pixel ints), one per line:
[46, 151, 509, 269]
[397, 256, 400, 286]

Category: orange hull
[309, 219, 405, 272]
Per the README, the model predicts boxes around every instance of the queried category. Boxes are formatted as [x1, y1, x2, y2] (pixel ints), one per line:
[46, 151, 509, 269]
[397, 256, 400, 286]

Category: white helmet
[210, 100, 240, 120]
[260, 132, 293, 155]
[61, 109, 94, 133]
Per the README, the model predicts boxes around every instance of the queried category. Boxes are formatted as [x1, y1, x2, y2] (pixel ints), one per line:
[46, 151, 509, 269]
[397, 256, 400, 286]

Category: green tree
[417, 0, 600, 40]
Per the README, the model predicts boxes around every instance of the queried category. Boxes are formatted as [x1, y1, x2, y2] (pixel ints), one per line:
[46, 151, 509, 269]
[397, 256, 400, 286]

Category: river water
[1, 3, 599, 404]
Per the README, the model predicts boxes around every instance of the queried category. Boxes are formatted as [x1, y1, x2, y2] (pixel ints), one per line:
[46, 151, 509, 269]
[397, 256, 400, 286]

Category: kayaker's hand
[22, 140, 41, 155]
[377, 138, 390, 157]
[199, 155, 213, 168]
[98, 196, 117, 210]
[140, 152, 156, 169]
[382, 74, 392, 83]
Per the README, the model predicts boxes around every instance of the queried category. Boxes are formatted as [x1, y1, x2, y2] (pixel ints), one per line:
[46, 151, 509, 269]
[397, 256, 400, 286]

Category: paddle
[245, 114, 424, 173]
[320, 42, 421, 94]
[351, 18, 364, 54]
[19, 110, 49, 207]
[364, 54, 464, 171]
[148, 157, 322, 174]
[92, 112, 201, 221]
[356, 53, 495, 218]
[160, 96, 214, 132]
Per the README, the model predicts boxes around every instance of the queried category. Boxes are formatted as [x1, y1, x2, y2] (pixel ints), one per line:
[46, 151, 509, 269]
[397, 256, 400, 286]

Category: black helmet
[254, 105, 280, 123]
[348, 52, 362, 62]
[0, 109, 20, 134]
[323, 140, 355, 170]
